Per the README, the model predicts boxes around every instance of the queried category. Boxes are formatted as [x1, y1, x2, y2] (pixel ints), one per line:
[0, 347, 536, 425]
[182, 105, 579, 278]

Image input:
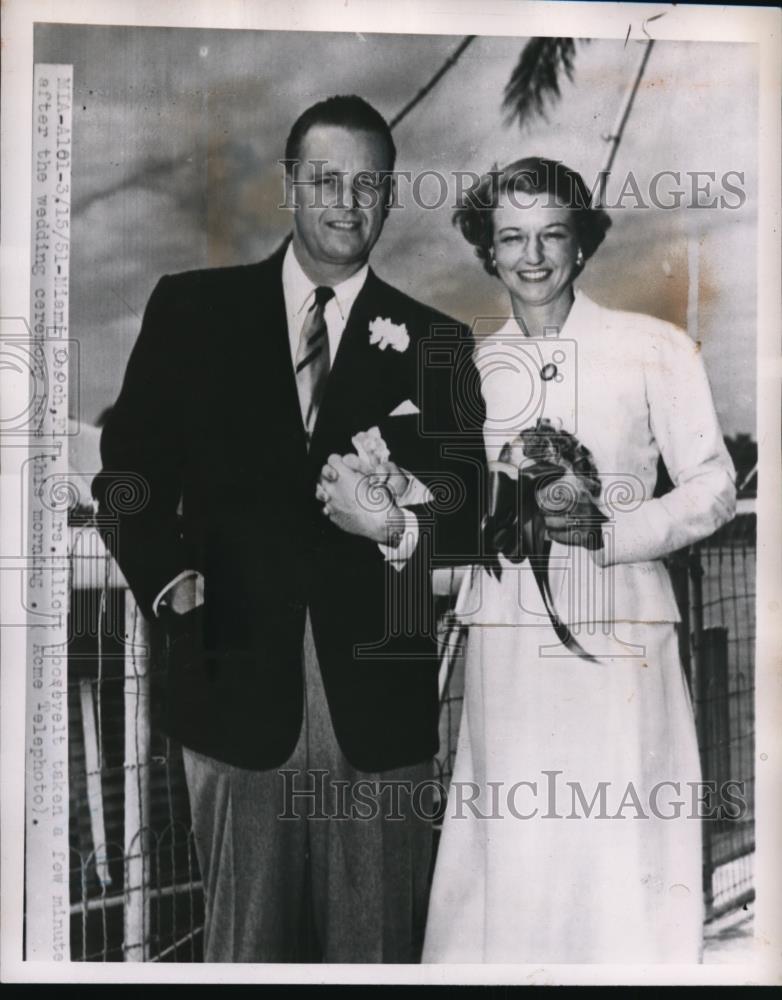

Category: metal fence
[59, 509, 755, 960]
[682, 508, 756, 919]
[66, 527, 203, 961]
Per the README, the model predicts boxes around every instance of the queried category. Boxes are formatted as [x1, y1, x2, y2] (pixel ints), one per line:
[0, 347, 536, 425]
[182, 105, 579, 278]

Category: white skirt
[423, 565, 704, 964]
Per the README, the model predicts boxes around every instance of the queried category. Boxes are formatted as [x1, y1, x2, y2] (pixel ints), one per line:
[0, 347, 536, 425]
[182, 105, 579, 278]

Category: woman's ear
[487, 244, 498, 276]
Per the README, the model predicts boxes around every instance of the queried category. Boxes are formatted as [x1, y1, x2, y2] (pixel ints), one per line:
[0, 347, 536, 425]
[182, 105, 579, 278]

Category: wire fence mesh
[60, 510, 755, 960]
[691, 512, 755, 919]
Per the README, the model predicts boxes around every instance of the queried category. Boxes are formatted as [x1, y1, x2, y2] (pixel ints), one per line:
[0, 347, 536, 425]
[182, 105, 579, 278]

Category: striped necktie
[295, 285, 335, 438]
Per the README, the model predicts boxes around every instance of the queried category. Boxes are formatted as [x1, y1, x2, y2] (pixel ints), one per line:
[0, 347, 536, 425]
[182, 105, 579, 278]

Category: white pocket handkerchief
[388, 399, 420, 417]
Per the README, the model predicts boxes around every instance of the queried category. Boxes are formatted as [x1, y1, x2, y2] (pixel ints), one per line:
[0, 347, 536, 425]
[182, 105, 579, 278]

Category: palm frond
[502, 37, 580, 128]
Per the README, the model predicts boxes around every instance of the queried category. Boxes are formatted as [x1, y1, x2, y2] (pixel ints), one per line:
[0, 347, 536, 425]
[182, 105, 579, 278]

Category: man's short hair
[284, 95, 396, 173]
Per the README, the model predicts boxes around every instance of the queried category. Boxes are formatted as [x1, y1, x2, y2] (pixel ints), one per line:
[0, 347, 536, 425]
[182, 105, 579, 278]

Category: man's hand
[317, 454, 405, 545]
[160, 572, 205, 616]
[342, 451, 411, 503]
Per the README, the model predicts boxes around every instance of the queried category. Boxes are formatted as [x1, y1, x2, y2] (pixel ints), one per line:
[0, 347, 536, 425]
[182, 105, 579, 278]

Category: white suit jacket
[476, 291, 737, 626]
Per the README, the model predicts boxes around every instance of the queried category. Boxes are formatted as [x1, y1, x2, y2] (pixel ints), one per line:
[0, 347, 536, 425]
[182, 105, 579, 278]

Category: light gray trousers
[182, 613, 434, 963]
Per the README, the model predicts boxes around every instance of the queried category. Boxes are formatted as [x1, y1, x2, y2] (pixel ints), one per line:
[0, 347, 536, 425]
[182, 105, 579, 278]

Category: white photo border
[1, 0, 780, 986]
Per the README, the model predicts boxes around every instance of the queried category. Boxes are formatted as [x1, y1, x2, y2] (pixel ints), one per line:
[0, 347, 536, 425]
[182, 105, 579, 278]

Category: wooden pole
[594, 40, 655, 206]
[389, 36, 476, 130]
[687, 224, 701, 344]
[123, 591, 151, 961]
[79, 679, 112, 889]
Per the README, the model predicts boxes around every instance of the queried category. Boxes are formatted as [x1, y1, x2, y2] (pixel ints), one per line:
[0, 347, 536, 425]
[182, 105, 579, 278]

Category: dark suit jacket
[93, 244, 485, 771]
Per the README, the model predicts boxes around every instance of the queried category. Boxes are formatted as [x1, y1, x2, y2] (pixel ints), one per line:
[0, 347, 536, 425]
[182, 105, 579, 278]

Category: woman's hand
[537, 475, 606, 549]
[498, 436, 527, 471]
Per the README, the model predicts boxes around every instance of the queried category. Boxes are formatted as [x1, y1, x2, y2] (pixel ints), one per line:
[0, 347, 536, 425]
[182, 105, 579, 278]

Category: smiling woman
[454, 157, 611, 277]
[453, 158, 611, 336]
[423, 154, 737, 964]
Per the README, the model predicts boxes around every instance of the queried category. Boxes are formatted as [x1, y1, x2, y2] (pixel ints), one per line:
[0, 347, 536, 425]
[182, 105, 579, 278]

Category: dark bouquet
[481, 418, 607, 660]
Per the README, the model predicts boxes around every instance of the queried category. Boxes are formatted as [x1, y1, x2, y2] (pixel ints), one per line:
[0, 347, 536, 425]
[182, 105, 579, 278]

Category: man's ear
[383, 173, 397, 219]
[283, 167, 297, 212]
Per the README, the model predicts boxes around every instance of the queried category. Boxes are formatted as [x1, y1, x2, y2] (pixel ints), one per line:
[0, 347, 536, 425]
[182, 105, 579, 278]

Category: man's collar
[282, 241, 369, 321]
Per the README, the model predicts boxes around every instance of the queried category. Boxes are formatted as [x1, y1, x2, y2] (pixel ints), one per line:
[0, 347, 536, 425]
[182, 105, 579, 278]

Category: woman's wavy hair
[454, 156, 611, 276]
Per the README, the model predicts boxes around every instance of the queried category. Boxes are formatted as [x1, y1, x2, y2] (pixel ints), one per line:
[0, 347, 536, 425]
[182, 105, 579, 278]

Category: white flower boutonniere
[369, 316, 410, 353]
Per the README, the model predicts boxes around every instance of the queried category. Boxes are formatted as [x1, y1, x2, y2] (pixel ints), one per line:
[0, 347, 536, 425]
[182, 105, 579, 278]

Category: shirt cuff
[377, 508, 419, 570]
[397, 471, 434, 507]
[152, 569, 204, 617]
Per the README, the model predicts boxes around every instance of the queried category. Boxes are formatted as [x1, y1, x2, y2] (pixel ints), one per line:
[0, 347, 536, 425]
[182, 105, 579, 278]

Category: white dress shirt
[282, 240, 368, 369]
[281, 243, 418, 566]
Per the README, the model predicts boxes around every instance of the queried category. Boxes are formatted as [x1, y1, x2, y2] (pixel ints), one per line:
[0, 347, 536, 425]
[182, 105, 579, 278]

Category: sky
[34, 24, 758, 435]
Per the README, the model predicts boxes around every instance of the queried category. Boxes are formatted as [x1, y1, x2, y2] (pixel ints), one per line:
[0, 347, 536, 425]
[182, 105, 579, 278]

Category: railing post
[697, 627, 731, 833]
[689, 546, 705, 721]
[123, 591, 151, 961]
[669, 549, 692, 695]
[688, 545, 714, 915]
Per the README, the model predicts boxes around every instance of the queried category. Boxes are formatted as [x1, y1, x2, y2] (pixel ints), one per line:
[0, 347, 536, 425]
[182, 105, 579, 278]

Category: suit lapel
[248, 245, 309, 460]
[248, 251, 388, 473]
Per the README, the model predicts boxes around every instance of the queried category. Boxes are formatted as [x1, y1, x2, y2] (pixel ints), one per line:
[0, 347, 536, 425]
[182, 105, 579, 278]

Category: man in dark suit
[93, 95, 483, 963]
